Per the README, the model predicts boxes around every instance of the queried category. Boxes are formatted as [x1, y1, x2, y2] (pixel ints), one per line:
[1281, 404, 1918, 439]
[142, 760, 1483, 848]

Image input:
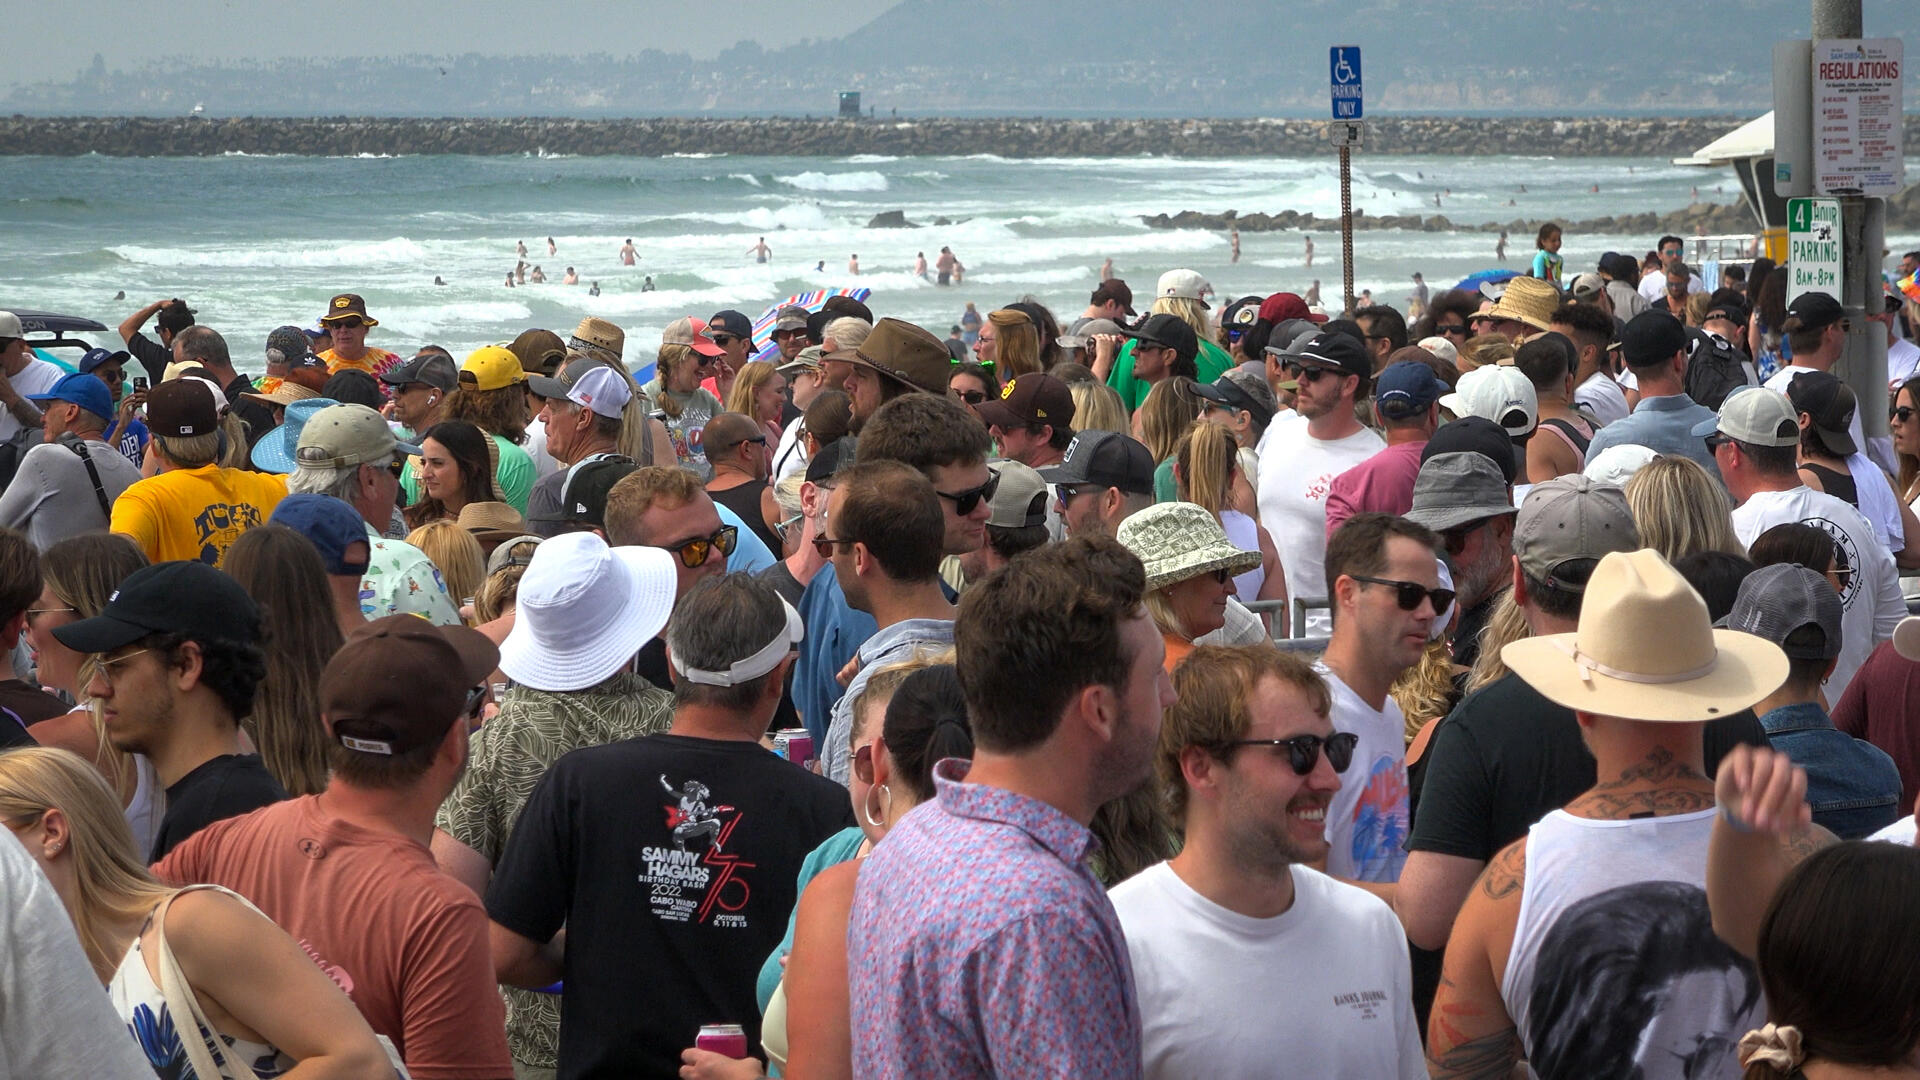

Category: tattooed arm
[1707, 744, 1835, 958]
[1427, 841, 1527, 1079]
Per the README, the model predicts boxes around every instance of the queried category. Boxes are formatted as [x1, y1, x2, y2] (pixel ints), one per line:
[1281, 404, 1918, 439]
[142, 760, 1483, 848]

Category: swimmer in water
[620, 239, 637, 265]
[641, 276, 656, 292]
[588, 281, 600, 297]
[530, 266, 546, 283]
[547, 236, 556, 256]
[748, 237, 771, 263]
[563, 267, 578, 285]
[517, 240, 528, 258]
[814, 260, 825, 273]
[505, 273, 515, 288]
[433, 276, 446, 286]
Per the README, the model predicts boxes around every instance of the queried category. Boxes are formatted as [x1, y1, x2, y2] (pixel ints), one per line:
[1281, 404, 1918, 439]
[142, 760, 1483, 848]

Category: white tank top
[124, 753, 163, 859]
[1218, 509, 1264, 601]
[1499, 807, 1763, 1080]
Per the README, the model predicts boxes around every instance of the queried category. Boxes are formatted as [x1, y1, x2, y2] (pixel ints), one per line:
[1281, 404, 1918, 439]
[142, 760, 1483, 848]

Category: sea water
[2, 151, 1912, 371]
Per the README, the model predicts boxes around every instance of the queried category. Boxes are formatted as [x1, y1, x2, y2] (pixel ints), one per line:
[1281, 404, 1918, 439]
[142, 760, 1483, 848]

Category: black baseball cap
[1038, 430, 1155, 495]
[1620, 311, 1689, 369]
[534, 455, 638, 528]
[707, 309, 755, 344]
[1785, 291, 1844, 332]
[1124, 313, 1199, 365]
[1286, 331, 1371, 380]
[1191, 372, 1275, 428]
[52, 561, 262, 655]
[1423, 416, 1519, 486]
[805, 436, 858, 484]
[1785, 370, 1858, 456]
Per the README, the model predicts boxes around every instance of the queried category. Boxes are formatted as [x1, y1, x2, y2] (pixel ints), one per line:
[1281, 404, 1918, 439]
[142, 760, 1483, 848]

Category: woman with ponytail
[1175, 420, 1286, 618]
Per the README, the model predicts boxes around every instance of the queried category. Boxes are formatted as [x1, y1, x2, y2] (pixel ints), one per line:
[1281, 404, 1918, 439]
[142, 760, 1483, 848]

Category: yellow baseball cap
[459, 346, 529, 392]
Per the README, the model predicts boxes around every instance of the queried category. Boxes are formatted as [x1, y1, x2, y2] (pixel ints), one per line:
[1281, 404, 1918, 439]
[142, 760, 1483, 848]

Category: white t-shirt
[1110, 861, 1426, 1080]
[1869, 814, 1916, 844]
[1887, 337, 1920, 388]
[0, 359, 65, 444]
[1574, 371, 1630, 428]
[1256, 418, 1384, 636]
[1313, 664, 1410, 883]
[522, 416, 561, 479]
[771, 417, 809, 485]
[1638, 271, 1705, 302]
[1731, 485, 1906, 698]
[1762, 367, 1904, 550]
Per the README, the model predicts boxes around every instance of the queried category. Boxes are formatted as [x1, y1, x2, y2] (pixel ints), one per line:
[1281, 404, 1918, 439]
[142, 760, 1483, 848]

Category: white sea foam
[110, 237, 432, 268]
[774, 170, 890, 193]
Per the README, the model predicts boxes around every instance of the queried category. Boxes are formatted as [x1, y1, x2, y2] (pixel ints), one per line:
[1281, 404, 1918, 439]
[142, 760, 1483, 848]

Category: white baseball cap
[565, 365, 633, 419]
[1440, 365, 1538, 437]
[1417, 335, 1459, 366]
[0, 312, 22, 339]
[1582, 443, 1660, 488]
[1156, 269, 1211, 310]
[498, 531, 677, 692]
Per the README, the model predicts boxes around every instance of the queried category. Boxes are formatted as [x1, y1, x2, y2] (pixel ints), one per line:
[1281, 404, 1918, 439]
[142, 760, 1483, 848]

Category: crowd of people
[2, 238, 1920, 1080]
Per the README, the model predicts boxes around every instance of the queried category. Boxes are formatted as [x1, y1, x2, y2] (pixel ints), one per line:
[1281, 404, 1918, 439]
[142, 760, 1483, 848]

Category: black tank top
[710, 479, 782, 554]
[1801, 462, 1859, 507]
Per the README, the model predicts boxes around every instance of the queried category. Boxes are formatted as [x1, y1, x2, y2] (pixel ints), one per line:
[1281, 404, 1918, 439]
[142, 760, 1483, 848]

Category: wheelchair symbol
[1333, 52, 1358, 83]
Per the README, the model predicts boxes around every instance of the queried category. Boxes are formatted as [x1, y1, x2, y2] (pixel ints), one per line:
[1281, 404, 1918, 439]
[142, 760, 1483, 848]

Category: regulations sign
[1812, 38, 1905, 196]
[1330, 46, 1362, 120]
[1786, 197, 1843, 304]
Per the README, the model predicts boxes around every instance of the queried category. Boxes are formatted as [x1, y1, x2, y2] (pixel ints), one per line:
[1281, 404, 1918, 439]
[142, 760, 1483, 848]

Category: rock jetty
[4, 115, 1918, 159]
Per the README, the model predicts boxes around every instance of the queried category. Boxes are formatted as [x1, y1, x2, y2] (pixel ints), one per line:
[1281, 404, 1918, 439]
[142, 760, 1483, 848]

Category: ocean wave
[841, 154, 900, 164]
[775, 170, 889, 193]
[110, 237, 430, 268]
[726, 173, 763, 187]
[669, 152, 723, 159]
[376, 300, 534, 333]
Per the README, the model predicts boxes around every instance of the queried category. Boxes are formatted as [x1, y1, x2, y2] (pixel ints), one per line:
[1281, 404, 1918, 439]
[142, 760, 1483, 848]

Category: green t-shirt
[401, 433, 536, 515]
[1153, 456, 1179, 504]
[1107, 335, 1234, 412]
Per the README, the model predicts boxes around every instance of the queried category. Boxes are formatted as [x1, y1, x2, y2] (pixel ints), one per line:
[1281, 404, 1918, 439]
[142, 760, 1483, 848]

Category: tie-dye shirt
[849, 758, 1142, 1079]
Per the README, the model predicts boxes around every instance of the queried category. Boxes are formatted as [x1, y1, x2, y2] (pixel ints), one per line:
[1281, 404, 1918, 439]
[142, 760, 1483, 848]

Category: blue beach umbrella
[1453, 268, 1521, 293]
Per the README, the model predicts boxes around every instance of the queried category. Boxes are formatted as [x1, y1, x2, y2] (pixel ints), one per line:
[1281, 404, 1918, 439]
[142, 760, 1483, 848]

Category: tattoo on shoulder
[1787, 824, 1839, 860]
[1427, 1026, 1523, 1080]
[1477, 843, 1526, 901]
[1593, 745, 1710, 789]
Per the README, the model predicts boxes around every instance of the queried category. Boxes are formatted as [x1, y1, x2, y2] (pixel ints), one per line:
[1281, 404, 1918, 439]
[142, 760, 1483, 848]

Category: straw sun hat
[1502, 548, 1788, 722]
[1116, 502, 1262, 592]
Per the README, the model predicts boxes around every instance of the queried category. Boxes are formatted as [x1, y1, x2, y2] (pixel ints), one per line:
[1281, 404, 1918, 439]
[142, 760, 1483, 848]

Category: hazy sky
[6, 0, 901, 86]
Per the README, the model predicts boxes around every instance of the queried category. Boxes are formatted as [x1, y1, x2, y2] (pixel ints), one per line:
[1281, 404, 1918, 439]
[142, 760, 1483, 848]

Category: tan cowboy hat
[457, 501, 530, 555]
[242, 382, 321, 408]
[1502, 549, 1787, 722]
[1485, 276, 1562, 333]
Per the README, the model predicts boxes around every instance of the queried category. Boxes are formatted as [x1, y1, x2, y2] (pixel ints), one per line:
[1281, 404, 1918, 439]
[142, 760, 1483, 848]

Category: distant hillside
[3, 0, 1908, 116]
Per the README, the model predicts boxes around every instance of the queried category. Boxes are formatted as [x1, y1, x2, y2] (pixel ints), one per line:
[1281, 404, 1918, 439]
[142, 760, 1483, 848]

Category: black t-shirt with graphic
[487, 733, 854, 1079]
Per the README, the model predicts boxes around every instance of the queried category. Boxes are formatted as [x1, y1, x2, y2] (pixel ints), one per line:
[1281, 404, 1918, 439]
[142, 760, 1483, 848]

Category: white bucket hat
[499, 531, 677, 692]
[1502, 549, 1788, 722]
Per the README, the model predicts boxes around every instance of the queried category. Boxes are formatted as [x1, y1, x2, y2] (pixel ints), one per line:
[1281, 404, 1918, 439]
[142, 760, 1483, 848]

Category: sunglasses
[1439, 520, 1487, 556]
[1437, 323, 1471, 337]
[936, 471, 1001, 516]
[812, 535, 857, 559]
[709, 334, 739, 346]
[1892, 406, 1915, 423]
[957, 389, 987, 405]
[1704, 433, 1733, 453]
[1285, 364, 1338, 384]
[667, 525, 738, 569]
[1349, 574, 1455, 614]
[1220, 732, 1360, 775]
[330, 318, 366, 329]
[1054, 483, 1094, 503]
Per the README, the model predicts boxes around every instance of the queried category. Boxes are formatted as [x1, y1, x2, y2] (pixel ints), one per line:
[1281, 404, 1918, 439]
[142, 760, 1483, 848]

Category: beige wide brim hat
[1116, 501, 1263, 592]
[1503, 548, 1787, 722]
[1486, 276, 1562, 332]
[243, 382, 321, 408]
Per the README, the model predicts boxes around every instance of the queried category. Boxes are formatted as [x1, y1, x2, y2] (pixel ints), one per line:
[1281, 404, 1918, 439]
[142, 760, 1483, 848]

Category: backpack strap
[69, 440, 112, 519]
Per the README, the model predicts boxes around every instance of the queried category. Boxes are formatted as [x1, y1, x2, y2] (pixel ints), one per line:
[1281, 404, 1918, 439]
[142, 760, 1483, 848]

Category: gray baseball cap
[527, 355, 610, 400]
[1058, 317, 1125, 350]
[1727, 563, 1843, 661]
[379, 351, 459, 394]
[1404, 452, 1517, 533]
[1513, 475, 1640, 590]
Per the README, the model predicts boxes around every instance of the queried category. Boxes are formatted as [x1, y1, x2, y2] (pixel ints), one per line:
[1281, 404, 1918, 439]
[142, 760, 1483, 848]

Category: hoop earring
[862, 783, 893, 831]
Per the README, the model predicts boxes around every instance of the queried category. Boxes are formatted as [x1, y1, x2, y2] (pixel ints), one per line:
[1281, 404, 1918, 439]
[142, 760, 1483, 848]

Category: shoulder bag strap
[70, 440, 112, 518]
[153, 885, 267, 1080]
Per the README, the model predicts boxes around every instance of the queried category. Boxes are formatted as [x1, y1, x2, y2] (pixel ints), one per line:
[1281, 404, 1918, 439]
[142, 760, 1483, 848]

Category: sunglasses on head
[1349, 574, 1454, 614]
[667, 525, 737, 568]
[936, 471, 1001, 516]
[1220, 731, 1360, 775]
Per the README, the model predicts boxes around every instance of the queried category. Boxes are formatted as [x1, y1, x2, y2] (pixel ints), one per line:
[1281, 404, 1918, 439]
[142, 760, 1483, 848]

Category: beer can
[696, 1023, 748, 1059]
[776, 727, 813, 768]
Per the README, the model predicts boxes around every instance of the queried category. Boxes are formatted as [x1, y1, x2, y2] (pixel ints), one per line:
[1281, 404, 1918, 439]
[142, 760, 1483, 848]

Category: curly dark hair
[144, 630, 267, 724]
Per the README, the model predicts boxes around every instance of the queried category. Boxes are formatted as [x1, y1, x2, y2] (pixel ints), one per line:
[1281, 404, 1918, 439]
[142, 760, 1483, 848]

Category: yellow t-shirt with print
[110, 464, 288, 566]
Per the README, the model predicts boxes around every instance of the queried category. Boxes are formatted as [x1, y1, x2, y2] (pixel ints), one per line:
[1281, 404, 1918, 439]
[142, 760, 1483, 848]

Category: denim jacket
[1761, 702, 1903, 839]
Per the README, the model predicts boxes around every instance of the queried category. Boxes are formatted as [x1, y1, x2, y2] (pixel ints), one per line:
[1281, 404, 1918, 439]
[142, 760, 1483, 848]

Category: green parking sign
[1786, 197, 1843, 304]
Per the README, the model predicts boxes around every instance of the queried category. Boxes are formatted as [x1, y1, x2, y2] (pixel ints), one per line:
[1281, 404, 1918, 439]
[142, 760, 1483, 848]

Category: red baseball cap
[1257, 292, 1327, 324]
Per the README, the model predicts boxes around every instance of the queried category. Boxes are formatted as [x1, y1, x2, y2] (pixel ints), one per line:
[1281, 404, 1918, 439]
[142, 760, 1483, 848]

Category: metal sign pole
[1340, 145, 1355, 316]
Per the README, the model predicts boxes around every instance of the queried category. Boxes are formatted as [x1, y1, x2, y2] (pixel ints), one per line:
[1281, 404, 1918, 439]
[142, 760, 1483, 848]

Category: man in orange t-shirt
[156, 616, 513, 1080]
[317, 293, 401, 381]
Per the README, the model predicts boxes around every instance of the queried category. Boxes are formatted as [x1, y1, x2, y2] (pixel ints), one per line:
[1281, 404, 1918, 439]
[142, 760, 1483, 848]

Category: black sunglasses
[1437, 323, 1470, 337]
[1439, 520, 1487, 556]
[1220, 732, 1360, 775]
[1704, 432, 1733, 453]
[667, 525, 737, 569]
[957, 389, 987, 405]
[1285, 364, 1338, 384]
[1349, 574, 1454, 614]
[1892, 406, 1915, 423]
[709, 334, 739, 346]
[936, 471, 1001, 516]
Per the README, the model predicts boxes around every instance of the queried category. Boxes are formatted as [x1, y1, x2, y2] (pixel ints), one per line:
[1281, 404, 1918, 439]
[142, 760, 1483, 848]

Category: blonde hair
[1137, 376, 1201, 463]
[1464, 587, 1530, 693]
[0, 748, 173, 982]
[1460, 333, 1514, 371]
[654, 343, 698, 418]
[1391, 639, 1458, 742]
[725, 361, 780, 420]
[1070, 381, 1129, 434]
[1143, 588, 1189, 642]
[406, 520, 486, 613]
[1684, 291, 1714, 327]
[987, 309, 1040, 380]
[1624, 456, 1743, 563]
[1174, 420, 1238, 514]
[847, 648, 954, 750]
[1151, 295, 1212, 343]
